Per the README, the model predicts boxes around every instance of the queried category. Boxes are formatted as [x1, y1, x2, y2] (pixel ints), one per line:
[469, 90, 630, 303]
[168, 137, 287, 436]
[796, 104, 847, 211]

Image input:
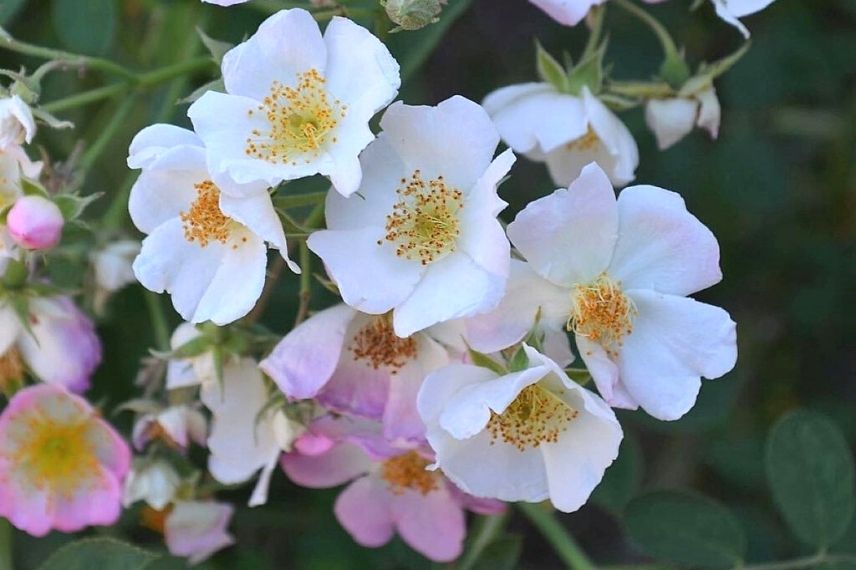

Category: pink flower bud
[6, 195, 64, 250]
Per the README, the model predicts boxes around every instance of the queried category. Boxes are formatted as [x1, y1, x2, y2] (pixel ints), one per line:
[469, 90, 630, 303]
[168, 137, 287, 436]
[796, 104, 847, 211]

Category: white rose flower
[123, 459, 182, 510]
[418, 344, 622, 512]
[307, 96, 515, 337]
[188, 8, 400, 197]
[0, 95, 36, 150]
[645, 86, 721, 150]
[91, 240, 141, 313]
[483, 83, 638, 188]
[468, 162, 737, 421]
[127, 124, 298, 326]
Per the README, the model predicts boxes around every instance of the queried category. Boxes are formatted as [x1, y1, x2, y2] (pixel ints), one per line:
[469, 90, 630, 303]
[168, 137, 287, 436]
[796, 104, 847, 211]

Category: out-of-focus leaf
[0, 0, 26, 25]
[591, 433, 642, 514]
[469, 534, 523, 570]
[51, 0, 117, 56]
[37, 538, 159, 570]
[766, 410, 856, 548]
[625, 491, 746, 568]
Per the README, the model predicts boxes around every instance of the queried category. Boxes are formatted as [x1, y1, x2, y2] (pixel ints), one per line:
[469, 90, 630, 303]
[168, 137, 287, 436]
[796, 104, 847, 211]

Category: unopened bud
[382, 0, 445, 31]
[7, 195, 64, 250]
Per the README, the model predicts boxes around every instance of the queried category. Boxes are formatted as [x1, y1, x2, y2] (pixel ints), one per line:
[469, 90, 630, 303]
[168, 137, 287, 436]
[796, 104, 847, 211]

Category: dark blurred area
[1, 0, 854, 567]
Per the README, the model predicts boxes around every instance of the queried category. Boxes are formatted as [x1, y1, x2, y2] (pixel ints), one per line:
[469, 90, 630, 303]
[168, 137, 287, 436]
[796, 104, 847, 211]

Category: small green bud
[382, 0, 445, 32]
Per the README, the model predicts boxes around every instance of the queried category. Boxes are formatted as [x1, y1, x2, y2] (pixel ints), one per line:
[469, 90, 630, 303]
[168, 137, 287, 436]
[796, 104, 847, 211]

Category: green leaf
[765, 410, 856, 547]
[625, 491, 746, 568]
[535, 41, 570, 93]
[51, 0, 117, 56]
[37, 538, 160, 570]
[469, 535, 523, 570]
[196, 27, 233, 64]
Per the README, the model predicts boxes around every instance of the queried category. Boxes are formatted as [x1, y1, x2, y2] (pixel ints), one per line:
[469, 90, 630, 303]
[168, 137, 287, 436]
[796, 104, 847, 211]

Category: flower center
[179, 180, 234, 247]
[348, 315, 417, 373]
[13, 415, 98, 497]
[565, 126, 600, 152]
[382, 170, 463, 265]
[567, 273, 637, 357]
[0, 348, 24, 387]
[245, 69, 346, 166]
[487, 384, 578, 451]
[381, 451, 438, 495]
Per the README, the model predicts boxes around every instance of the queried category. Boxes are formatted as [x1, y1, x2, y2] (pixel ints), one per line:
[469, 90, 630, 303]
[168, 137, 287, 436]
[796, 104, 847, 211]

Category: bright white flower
[201, 0, 249, 5]
[712, 0, 776, 37]
[483, 83, 638, 188]
[0, 95, 36, 150]
[470, 163, 737, 420]
[418, 344, 622, 512]
[308, 96, 514, 337]
[123, 459, 181, 510]
[529, 0, 666, 27]
[164, 500, 235, 565]
[91, 240, 140, 313]
[645, 87, 720, 150]
[188, 8, 400, 197]
[127, 124, 298, 326]
[199, 358, 281, 506]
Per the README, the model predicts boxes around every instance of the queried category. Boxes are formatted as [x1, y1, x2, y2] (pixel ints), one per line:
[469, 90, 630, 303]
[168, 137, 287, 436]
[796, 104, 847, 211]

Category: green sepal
[54, 192, 101, 222]
[20, 177, 49, 198]
[535, 40, 570, 93]
[196, 27, 233, 65]
[179, 77, 225, 105]
[506, 345, 530, 373]
[465, 342, 506, 376]
[566, 40, 607, 95]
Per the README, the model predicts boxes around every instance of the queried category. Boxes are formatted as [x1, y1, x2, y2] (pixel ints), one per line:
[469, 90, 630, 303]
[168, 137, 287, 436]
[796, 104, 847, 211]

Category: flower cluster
[0, 0, 781, 564]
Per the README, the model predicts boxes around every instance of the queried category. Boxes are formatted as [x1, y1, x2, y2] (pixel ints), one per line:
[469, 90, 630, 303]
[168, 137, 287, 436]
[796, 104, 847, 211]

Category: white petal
[644, 98, 698, 150]
[711, 0, 751, 37]
[128, 165, 204, 235]
[529, 0, 604, 26]
[393, 252, 506, 337]
[201, 359, 281, 487]
[457, 149, 514, 276]
[221, 8, 326, 100]
[323, 16, 400, 118]
[380, 97, 499, 192]
[484, 84, 588, 154]
[508, 162, 617, 287]
[417, 363, 496, 427]
[324, 135, 404, 230]
[127, 124, 203, 170]
[465, 259, 570, 354]
[609, 184, 722, 296]
[0, 305, 21, 355]
[307, 227, 423, 315]
[583, 87, 639, 187]
[219, 191, 299, 272]
[695, 87, 721, 139]
[618, 290, 737, 420]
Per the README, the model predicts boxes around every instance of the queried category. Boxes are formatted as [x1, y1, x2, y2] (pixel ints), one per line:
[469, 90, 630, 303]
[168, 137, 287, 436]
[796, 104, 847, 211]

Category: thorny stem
[517, 503, 595, 570]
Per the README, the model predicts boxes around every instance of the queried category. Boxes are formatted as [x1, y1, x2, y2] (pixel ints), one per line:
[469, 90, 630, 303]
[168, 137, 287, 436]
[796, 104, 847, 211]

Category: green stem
[0, 519, 12, 570]
[81, 95, 137, 172]
[42, 56, 214, 113]
[517, 503, 595, 570]
[581, 4, 606, 60]
[144, 291, 171, 351]
[612, 0, 678, 58]
[0, 26, 135, 79]
[456, 513, 509, 570]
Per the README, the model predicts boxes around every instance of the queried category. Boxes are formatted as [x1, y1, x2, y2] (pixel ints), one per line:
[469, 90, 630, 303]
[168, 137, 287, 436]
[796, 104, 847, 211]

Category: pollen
[179, 180, 233, 247]
[10, 412, 98, 498]
[0, 348, 24, 387]
[566, 126, 600, 152]
[245, 68, 345, 165]
[382, 170, 463, 265]
[348, 315, 417, 373]
[487, 384, 578, 451]
[567, 273, 637, 358]
[381, 451, 438, 495]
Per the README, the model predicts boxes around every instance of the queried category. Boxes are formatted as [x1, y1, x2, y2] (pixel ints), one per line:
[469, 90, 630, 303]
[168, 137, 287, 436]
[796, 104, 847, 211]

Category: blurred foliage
[0, 0, 854, 568]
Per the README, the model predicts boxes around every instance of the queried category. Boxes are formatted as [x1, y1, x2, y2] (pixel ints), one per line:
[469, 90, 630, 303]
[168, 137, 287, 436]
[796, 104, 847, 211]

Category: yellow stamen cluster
[567, 273, 637, 358]
[566, 126, 600, 152]
[11, 413, 97, 498]
[180, 180, 234, 247]
[0, 348, 24, 387]
[245, 69, 345, 165]
[487, 384, 578, 451]
[381, 451, 438, 495]
[381, 170, 463, 265]
[348, 316, 417, 373]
